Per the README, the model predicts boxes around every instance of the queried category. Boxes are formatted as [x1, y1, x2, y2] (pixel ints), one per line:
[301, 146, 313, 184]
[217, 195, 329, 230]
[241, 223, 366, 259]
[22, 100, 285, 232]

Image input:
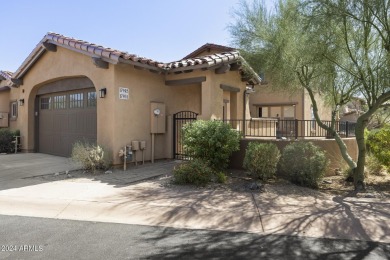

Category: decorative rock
[105, 170, 113, 174]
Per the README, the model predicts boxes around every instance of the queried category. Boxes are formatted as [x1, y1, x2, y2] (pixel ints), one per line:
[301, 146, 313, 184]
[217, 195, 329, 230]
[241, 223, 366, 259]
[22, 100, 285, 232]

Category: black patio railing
[222, 119, 356, 139]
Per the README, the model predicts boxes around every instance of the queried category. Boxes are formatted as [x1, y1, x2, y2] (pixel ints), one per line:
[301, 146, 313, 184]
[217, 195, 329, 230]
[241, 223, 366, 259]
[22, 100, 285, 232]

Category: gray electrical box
[131, 141, 140, 151]
[140, 141, 146, 150]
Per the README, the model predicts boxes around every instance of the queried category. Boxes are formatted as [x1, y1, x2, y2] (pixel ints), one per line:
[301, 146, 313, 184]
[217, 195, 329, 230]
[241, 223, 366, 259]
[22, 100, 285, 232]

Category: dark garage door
[38, 88, 97, 157]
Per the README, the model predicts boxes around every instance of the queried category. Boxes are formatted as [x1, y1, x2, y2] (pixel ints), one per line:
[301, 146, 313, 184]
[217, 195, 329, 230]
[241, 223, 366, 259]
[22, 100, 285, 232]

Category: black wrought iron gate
[173, 111, 198, 160]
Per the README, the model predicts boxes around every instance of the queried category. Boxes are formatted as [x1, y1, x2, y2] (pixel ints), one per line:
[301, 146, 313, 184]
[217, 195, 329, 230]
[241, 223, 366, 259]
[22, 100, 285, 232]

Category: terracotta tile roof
[0, 70, 12, 80]
[46, 33, 165, 70]
[166, 52, 240, 70]
[182, 43, 236, 60]
[13, 33, 261, 85]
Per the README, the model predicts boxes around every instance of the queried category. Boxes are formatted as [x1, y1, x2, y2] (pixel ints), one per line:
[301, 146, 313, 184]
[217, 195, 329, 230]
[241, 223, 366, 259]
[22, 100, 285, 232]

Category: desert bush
[0, 129, 19, 153]
[366, 126, 390, 168]
[243, 142, 280, 180]
[280, 141, 328, 189]
[182, 120, 240, 170]
[71, 141, 112, 172]
[215, 171, 227, 184]
[365, 154, 386, 175]
[173, 159, 214, 186]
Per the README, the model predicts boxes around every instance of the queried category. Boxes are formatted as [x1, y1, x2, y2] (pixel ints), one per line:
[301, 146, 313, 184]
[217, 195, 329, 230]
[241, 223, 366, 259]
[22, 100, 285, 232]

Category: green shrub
[365, 154, 385, 175]
[215, 171, 227, 184]
[243, 142, 280, 180]
[280, 141, 328, 189]
[173, 159, 214, 186]
[366, 126, 390, 168]
[182, 120, 241, 170]
[0, 129, 19, 153]
[71, 141, 112, 172]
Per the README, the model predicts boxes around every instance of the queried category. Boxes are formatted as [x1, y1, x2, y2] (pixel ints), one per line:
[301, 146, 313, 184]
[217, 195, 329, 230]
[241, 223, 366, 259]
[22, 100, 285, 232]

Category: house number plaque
[119, 87, 129, 100]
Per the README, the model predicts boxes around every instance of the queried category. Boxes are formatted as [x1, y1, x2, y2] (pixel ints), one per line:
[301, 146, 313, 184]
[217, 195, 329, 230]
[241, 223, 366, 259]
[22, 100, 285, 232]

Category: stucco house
[0, 33, 261, 165]
[247, 83, 333, 138]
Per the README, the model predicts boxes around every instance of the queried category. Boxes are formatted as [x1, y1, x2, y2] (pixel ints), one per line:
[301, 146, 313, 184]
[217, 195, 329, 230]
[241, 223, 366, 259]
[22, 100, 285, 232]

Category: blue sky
[1, 0, 275, 72]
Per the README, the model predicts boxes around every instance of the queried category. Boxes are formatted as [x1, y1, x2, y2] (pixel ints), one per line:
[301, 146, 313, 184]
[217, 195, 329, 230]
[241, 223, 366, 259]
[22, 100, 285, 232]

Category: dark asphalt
[0, 215, 389, 260]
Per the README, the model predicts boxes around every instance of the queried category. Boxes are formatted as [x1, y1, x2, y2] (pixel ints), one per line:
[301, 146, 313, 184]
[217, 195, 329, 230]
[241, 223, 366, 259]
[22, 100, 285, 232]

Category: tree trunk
[353, 118, 367, 191]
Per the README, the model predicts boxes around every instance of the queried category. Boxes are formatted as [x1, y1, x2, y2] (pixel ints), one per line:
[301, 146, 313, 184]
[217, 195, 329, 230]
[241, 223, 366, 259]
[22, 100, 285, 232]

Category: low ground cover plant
[173, 159, 215, 186]
[71, 141, 112, 172]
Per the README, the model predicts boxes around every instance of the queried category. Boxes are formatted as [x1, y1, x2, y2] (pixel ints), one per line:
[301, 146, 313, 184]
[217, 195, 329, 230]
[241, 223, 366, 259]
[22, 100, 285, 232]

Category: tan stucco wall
[340, 113, 359, 123]
[10, 47, 115, 152]
[0, 90, 10, 113]
[111, 64, 204, 164]
[0, 88, 10, 128]
[111, 66, 247, 164]
[250, 84, 332, 122]
[250, 84, 304, 119]
[230, 138, 358, 176]
[303, 90, 332, 121]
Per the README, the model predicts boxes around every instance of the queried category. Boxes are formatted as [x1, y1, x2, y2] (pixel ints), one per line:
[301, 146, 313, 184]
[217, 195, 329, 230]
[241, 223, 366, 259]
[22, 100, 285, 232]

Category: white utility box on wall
[150, 102, 166, 134]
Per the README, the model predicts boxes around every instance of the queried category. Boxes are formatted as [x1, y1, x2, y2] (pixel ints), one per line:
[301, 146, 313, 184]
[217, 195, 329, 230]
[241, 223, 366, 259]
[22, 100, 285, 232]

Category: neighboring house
[0, 71, 12, 127]
[340, 97, 366, 123]
[0, 33, 260, 164]
[248, 82, 333, 138]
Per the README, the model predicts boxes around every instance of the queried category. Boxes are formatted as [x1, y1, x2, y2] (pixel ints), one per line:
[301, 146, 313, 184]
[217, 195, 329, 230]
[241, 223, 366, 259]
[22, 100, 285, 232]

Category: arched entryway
[35, 77, 97, 157]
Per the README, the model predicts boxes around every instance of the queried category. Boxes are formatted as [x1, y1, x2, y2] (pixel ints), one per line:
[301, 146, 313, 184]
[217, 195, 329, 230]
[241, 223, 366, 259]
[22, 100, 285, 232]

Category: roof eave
[13, 41, 46, 80]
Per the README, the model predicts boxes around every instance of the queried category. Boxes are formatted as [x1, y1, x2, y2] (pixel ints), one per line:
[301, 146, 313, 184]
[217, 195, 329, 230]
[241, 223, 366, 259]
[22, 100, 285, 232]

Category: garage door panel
[39, 88, 97, 157]
[53, 113, 69, 132]
[39, 133, 54, 155]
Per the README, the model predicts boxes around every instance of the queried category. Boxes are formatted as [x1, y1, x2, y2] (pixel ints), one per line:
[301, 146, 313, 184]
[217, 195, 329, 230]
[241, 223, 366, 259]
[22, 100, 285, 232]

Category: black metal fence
[173, 111, 198, 160]
[222, 119, 356, 139]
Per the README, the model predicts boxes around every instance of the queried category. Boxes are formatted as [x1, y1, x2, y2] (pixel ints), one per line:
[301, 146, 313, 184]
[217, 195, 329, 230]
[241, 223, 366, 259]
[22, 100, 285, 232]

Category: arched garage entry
[35, 77, 97, 157]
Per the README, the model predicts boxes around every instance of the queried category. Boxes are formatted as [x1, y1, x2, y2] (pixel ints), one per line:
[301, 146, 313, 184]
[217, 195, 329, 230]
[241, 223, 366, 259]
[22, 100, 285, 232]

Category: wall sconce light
[99, 88, 107, 98]
[19, 99, 24, 106]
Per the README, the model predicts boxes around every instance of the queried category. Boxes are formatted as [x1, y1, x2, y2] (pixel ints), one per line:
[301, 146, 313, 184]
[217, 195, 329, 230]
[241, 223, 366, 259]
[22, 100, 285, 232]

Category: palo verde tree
[229, 0, 390, 190]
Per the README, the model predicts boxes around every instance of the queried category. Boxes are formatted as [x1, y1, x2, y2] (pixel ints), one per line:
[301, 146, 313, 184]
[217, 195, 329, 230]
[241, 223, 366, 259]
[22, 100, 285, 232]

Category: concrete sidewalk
[0, 157, 389, 244]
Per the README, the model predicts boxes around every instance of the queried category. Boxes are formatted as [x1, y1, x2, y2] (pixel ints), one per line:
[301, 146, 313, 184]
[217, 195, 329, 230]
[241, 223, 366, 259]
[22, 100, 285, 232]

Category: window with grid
[10, 101, 18, 119]
[87, 91, 97, 107]
[69, 93, 84, 108]
[53, 95, 66, 109]
[40, 97, 51, 110]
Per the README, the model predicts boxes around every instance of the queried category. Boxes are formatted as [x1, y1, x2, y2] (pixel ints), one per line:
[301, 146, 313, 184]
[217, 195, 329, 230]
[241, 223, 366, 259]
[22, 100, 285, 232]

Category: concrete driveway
[0, 153, 79, 180]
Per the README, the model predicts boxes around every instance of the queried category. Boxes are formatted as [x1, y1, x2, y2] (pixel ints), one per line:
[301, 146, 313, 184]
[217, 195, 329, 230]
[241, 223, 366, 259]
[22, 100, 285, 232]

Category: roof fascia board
[46, 39, 118, 65]
[13, 44, 46, 79]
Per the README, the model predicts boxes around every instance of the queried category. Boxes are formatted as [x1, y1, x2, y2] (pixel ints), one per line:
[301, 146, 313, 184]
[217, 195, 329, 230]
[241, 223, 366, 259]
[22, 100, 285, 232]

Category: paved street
[0, 215, 389, 260]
